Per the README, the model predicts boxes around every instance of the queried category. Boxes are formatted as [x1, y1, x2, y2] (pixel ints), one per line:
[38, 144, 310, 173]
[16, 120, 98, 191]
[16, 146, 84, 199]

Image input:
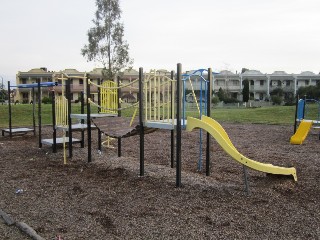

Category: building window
[250, 80, 254, 86]
[286, 80, 290, 86]
[79, 79, 83, 85]
[305, 80, 309, 85]
[21, 78, 27, 84]
[233, 80, 239, 86]
[260, 80, 264, 86]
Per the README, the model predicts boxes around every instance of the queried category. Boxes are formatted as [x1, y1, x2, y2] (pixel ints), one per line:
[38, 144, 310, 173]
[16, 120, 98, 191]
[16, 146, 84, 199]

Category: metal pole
[97, 79, 102, 151]
[8, 81, 12, 137]
[52, 91, 57, 153]
[80, 91, 85, 148]
[37, 79, 42, 148]
[32, 87, 36, 135]
[66, 79, 72, 158]
[170, 70, 175, 168]
[206, 68, 212, 176]
[176, 63, 182, 187]
[139, 67, 145, 176]
[117, 76, 122, 157]
[86, 74, 92, 162]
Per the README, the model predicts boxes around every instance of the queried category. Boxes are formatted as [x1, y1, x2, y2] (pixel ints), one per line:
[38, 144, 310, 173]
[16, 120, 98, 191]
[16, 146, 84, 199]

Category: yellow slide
[186, 116, 297, 181]
[290, 120, 313, 145]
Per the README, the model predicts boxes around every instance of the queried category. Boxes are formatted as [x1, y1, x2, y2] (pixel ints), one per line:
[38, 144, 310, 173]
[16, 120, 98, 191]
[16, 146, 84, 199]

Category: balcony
[249, 85, 268, 92]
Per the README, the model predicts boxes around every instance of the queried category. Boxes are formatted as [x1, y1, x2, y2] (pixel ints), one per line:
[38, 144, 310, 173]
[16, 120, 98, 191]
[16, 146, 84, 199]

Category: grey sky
[1, 0, 319, 85]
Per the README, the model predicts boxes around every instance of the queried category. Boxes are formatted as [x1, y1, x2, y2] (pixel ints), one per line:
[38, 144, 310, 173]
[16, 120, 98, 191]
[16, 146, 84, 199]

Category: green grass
[1, 103, 319, 128]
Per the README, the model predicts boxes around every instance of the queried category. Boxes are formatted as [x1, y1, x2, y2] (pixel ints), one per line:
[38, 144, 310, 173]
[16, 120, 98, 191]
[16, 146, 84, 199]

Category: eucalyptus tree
[82, 0, 133, 79]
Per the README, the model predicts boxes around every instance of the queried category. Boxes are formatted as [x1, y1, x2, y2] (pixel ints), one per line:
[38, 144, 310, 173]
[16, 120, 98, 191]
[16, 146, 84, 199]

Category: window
[79, 79, 83, 85]
[250, 80, 254, 86]
[286, 80, 290, 86]
[305, 80, 309, 85]
[260, 80, 264, 86]
[21, 78, 27, 84]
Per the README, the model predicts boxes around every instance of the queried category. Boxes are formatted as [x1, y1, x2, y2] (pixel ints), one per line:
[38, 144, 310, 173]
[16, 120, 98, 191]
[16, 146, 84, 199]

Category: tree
[241, 68, 249, 74]
[0, 82, 7, 104]
[242, 79, 249, 102]
[297, 85, 320, 100]
[81, 0, 133, 79]
[217, 88, 227, 102]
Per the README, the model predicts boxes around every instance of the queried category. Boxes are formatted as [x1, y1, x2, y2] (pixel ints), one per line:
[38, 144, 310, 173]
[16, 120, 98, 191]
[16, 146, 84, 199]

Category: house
[15, 67, 320, 103]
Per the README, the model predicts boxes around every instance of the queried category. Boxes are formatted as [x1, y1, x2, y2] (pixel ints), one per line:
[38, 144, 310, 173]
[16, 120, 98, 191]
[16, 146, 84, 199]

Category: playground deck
[1, 127, 34, 136]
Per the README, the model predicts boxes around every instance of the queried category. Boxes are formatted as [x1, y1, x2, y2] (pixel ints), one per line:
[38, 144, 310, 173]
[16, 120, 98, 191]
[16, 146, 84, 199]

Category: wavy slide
[290, 120, 313, 145]
[186, 116, 297, 181]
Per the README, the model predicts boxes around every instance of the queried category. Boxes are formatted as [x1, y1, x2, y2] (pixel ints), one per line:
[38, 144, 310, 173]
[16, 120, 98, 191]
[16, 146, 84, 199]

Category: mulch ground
[0, 122, 319, 239]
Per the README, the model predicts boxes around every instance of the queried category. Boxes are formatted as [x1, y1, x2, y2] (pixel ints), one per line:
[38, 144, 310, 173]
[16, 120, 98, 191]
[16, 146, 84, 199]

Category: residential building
[15, 67, 320, 103]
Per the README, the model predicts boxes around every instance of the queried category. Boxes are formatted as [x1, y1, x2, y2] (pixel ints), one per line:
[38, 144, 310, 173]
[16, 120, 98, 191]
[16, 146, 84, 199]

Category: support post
[176, 63, 182, 187]
[66, 79, 72, 158]
[37, 79, 42, 148]
[139, 67, 145, 176]
[97, 79, 102, 151]
[117, 76, 122, 157]
[52, 91, 57, 153]
[87, 74, 92, 162]
[8, 81, 12, 137]
[170, 70, 175, 168]
[80, 91, 85, 148]
[32, 87, 36, 135]
[206, 68, 212, 176]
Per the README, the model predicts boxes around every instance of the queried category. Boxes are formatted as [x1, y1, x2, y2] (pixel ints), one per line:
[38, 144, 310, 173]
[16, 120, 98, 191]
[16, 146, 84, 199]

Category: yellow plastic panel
[186, 116, 297, 181]
[290, 120, 313, 145]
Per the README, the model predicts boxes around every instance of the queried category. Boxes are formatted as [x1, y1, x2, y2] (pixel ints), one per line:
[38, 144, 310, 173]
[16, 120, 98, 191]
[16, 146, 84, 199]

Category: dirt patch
[0, 122, 319, 239]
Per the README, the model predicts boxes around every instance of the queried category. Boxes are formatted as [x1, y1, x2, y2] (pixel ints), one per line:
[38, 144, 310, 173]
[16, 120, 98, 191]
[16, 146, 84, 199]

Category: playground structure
[40, 74, 86, 163]
[291, 96, 320, 144]
[1, 81, 58, 137]
[2, 64, 297, 191]
[62, 63, 296, 191]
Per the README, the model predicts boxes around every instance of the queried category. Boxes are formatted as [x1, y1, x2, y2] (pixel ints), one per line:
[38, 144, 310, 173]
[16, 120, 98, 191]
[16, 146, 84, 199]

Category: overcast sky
[1, 0, 319, 86]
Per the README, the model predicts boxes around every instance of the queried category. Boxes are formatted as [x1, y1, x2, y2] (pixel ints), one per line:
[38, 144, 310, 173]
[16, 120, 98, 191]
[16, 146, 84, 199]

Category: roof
[242, 70, 264, 75]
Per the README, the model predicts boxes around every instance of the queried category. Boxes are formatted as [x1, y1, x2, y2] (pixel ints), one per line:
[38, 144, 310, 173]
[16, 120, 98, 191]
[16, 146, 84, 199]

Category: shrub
[271, 95, 283, 105]
[212, 96, 220, 104]
[42, 96, 52, 104]
[223, 98, 239, 104]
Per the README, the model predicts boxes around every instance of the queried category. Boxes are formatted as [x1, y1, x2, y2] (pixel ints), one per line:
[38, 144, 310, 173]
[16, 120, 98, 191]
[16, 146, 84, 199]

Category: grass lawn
[0, 103, 307, 128]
